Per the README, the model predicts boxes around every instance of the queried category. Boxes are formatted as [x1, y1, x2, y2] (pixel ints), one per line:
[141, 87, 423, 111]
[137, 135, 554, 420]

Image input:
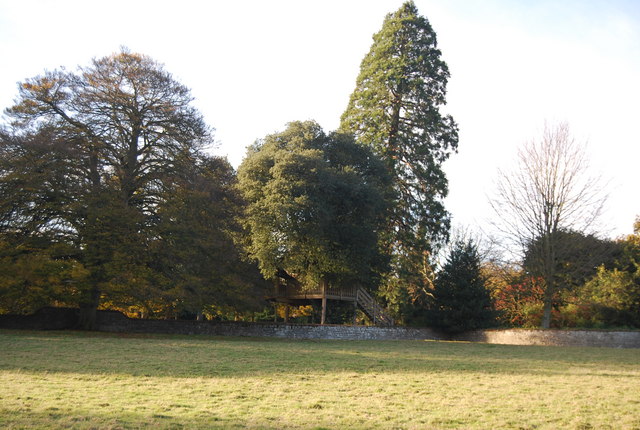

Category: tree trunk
[353, 299, 358, 326]
[541, 299, 553, 329]
[541, 232, 556, 329]
[77, 151, 104, 331]
[320, 278, 328, 325]
[388, 95, 401, 164]
[77, 285, 100, 330]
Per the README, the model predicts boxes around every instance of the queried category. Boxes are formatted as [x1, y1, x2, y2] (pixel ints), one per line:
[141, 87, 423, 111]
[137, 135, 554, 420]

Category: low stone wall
[2, 307, 639, 348]
[96, 310, 443, 341]
[455, 328, 640, 348]
[0, 307, 78, 330]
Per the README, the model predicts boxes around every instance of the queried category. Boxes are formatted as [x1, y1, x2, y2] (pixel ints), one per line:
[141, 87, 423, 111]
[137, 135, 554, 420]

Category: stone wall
[0, 307, 78, 330]
[454, 328, 640, 348]
[2, 307, 639, 348]
[95, 310, 443, 341]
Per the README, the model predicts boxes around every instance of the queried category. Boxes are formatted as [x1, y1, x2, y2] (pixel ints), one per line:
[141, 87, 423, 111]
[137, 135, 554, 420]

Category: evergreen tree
[430, 240, 495, 333]
[340, 1, 458, 316]
[238, 121, 392, 295]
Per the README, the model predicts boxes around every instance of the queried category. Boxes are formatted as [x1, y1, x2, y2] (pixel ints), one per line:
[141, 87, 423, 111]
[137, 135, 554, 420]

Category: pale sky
[1, 0, 639, 239]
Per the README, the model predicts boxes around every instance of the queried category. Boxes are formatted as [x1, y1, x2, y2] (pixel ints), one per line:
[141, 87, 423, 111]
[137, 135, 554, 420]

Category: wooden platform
[267, 284, 358, 305]
[267, 283, 394, 326]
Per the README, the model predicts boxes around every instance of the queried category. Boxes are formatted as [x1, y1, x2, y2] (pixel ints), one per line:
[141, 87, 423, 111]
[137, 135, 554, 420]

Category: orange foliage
[492, 277, 545, 327]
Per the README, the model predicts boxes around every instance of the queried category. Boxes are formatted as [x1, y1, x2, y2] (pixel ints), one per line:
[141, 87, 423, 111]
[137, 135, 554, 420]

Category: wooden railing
[271, 283, 394, 326]
[356, 287, 394, 326]
[273, 284, 357, 300]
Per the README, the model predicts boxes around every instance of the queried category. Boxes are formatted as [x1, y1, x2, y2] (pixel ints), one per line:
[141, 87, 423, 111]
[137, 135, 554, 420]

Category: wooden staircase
[356, 287, 394, 326]
[268, 279, 394, 326]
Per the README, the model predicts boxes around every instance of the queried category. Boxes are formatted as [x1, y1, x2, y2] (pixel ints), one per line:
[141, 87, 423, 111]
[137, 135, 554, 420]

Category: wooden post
[320, 278, 327, 325]
[352, 288, 358, 325]
[273, 279, 279, 323]
[353, 300, 358, 325]
[284, 304, 290, 323]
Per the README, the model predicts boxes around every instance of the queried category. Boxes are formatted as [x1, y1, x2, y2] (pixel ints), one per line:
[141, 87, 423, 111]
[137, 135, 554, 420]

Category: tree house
[267, 277, 394, 326]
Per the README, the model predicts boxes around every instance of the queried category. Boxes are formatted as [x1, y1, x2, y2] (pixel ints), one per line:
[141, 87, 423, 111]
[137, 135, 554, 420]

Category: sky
[1, 0, 639, 239]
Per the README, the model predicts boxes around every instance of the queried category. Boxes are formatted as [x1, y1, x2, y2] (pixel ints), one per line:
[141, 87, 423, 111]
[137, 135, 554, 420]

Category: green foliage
[568, 225, 640, 328]
[428, 240, 495, 333]
[339, 1, 458, 317]
[340, 0, 458, 248]
[238, 120, 392, 289]
[0, 237, 87, 314]
[0, 49, 264, 321]
[490, 222, 640, 329]
[524, 230, 621, 294]
[0, 127, 89, 315]
[520, 229, 621, 328]
[1, 49, 213, 324]
[0, 127, 85, 243]
[150, 154, 269, 318]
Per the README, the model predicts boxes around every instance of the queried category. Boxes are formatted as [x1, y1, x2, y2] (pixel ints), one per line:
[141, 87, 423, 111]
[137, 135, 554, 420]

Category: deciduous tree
[574, 217, 640, 327]
[490, 122, 607, 328]
[2, 49, 212, 327]
[152, 154, 268, 319]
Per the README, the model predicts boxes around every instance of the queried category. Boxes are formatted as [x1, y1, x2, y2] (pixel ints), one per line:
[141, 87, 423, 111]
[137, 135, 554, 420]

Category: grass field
[1, 330, 639, 429]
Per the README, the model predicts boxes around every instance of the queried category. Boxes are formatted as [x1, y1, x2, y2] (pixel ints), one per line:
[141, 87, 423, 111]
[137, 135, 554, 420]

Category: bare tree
[490, 122, 607, 328]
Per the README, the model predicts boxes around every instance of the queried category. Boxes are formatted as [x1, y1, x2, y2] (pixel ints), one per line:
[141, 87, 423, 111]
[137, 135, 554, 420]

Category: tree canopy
[1, 14, 635, 332]
[523, 230, 621, 295]
[0, 49, 264, 324]
[237, 121, 392, 290]
[340, 1, 458, 250]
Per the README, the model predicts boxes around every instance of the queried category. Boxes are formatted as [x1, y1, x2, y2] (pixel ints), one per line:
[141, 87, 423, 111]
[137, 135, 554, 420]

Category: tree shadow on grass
[0, 407, 269, 430]
[0, 329, 638, 379]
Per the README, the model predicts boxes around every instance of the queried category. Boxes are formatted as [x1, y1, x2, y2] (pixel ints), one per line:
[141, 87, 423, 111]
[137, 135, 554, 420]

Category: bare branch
[488, 121, 608, 328]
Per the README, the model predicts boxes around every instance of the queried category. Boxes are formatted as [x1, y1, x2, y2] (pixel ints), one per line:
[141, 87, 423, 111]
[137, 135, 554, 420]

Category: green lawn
[1, 330, 639, 429]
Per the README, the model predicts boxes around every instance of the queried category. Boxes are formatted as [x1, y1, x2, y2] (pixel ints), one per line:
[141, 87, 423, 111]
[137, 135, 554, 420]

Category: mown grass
[1, 330, 639, 429]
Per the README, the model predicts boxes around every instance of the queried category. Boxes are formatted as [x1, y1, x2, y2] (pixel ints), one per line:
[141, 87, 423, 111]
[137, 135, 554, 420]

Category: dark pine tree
[430, 240, 495, 333]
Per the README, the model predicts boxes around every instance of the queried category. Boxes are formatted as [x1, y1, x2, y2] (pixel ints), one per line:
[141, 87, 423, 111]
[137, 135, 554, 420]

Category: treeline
[488, 225, 640, 329]
[0, 1, 456, 329]
[0, 51, 269, 326]
[1, 2, 638, 331]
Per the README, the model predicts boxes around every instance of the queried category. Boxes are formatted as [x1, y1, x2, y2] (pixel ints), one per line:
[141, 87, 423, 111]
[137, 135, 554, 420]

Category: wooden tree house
[267, 275, 394, 326]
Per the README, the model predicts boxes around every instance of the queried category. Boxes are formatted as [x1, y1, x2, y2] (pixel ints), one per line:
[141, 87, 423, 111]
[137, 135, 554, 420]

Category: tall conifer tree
[340, 1, 458, 314]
